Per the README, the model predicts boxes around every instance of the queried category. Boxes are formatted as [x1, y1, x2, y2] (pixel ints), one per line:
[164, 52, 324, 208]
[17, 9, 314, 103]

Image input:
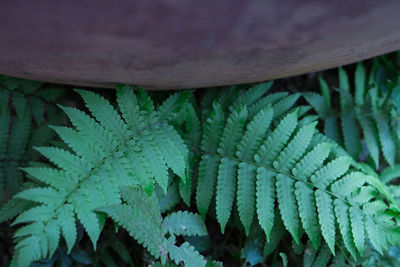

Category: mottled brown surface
[1, 1, 400, 90]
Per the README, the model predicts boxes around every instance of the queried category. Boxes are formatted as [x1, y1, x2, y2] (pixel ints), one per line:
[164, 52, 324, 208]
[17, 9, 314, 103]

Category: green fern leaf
[271, 93, 300, 119]
[333, 199, 357, 259]
[318, 76, 331, 107]
[365, 215, 384, 254]
[374, 114, 396, 166]
[157, 182, 180, 213]
[310, 243, 332, 267]
[196, 155, 220, 217]
[157, 91, 191, 122]
[167, 241, 206, 267]
[6, 111, 30, 194]
[179, 173, 191, 206]
[216, 157, 238, 233]
[380, 164, 400, 183]
[140, 133, 170, 191]
[50, 126, 104, 164]
[4, 162, 24, 196]
[256, 167, 275, 241]
[76, 89, 129, 142]
[11, 235, 44, 267]
[349, 206, 365, 255]
[15, 187, 64, 206]
[230, 82, 273, 111]
[200, 102, 225, 147]
[276, 174, 300, 243]
[58, 204, 77, 252]
[292, 142, 331, 180]
[236, 106, 273, 160]
[237, 162, 257, 235]
[21, 167, 76, 192]
[273, 122, 316, 171]
[255, 110, 298, 165]
[10, 88, 190, 266]
[98, 187, 165, 259]
[349, 186, 376, 206]
[330, 172, 366, 198]
[162, 211, 207, 236]
[115, 85, 144, 130]
[35, 146, 89, 175]
[30, 98, 45, 125]
[44, 220, 61, 256]
[338, 67, 350, 92]
[323, 117, 341, 144]
[357, 113, 380, 168]
[248, 92, 288, 118]
[154, 124, 188, 180]
[341, 111, 361, 159]
[264, 212, 285, 256]
[11, 92, 27, 117]
[0, 197, 34, 223]
[303, 240, 317, 267]
[0, 111, 10, 158]
[74, 204, 103, 248]
[315, 190, 336, 255]
[303, 92, 330, 118]
[217, 106, 248, 156]
[13, 205, 55, 225]
[196, 103, 225, 217]
[59, 105, 116, 152]
[310, 157, 352, 189]
[354, 62, 366, 105]
[295, 182, 320, 248]
[195, 85, 400, 259]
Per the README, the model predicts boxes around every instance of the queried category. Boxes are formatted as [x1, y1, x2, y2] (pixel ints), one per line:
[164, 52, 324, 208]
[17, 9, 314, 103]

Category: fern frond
[349, 206, 365, 255]
[10, 87, 189, 266]
[357, 113, 380, 168]
[248, 92, 288, 118]
[0, 78, 64, 202]
[236, 106, 273, 160]
[196, 96, 400, 259]
[216, 157, 238, 233]
[196, 102, 225, 217]
[98, 187, 166, 259]
[167, 241, 206, 267]
[230, 82, 273, 111]
[334, 199, 357, 259]
[157, 182, 180, 213]
[237, 162, 257, 235]
[305, 63, 400, 169]
[315, 190, 336, 254]
[254, 110, 298, 165]
[380, 164, 400, 183]
[217, 106, 248, 156]
[276, 174, 300, 243]
[355, 62, 366, 105]
[271, 93, 300, 119]
[341, 110, 361, 159]
[162, 211, 207, 236]
[256, 167, 275, 241]
[100, 187, 206, 267]
[295, 182, 320, 248]
[0, 197, 34, 223]
[374, 114, 396, 167]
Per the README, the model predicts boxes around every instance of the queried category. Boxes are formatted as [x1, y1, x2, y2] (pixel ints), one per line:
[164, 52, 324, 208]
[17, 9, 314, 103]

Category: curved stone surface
[0, 0, 400, 89]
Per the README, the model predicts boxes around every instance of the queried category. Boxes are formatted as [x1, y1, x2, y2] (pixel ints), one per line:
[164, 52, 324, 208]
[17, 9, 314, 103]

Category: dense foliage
[0, 52, 400, 266]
